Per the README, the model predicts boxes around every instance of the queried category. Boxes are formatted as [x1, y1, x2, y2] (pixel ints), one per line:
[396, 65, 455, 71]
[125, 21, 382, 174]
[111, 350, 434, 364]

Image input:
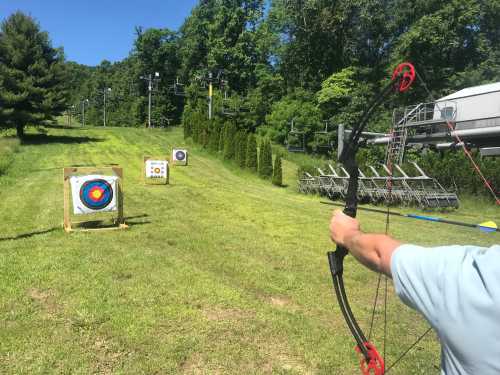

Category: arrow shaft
[321, 201, 498, 232]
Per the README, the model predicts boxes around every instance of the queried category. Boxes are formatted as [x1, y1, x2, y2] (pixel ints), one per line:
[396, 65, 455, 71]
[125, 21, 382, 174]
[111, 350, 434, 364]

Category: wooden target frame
[143, 156, 170, 185]
[63, 166, 128, 232]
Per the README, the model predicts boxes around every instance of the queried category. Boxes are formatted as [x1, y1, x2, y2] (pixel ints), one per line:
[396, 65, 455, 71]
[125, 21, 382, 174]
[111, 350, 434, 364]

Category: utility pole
[81, 99, 89, 126]
[208, 72, 213, 120]
[140, 72, 160, 128]
[68, 105, 75, 126]
[197, 70, 222, 120]
[103, 87, 111, 127]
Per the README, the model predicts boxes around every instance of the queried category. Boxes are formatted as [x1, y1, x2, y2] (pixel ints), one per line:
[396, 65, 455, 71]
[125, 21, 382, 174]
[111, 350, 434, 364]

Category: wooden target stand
[63, 166, 128, 232]
[143, 156, 170, 185]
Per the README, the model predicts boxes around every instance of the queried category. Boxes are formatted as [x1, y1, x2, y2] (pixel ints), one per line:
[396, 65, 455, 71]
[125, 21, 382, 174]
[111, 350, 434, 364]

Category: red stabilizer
[392, 62, 416, 92]
[355, 342, 385, 375]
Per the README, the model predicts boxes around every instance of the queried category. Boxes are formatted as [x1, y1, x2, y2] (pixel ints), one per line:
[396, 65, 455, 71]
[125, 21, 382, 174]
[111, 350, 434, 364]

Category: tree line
[1, 2, 499, 197]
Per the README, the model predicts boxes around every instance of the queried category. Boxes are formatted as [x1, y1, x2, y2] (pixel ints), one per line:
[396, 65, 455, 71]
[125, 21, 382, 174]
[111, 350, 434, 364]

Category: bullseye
[79, 179, 113, 210]
[175, 150, 186, 161]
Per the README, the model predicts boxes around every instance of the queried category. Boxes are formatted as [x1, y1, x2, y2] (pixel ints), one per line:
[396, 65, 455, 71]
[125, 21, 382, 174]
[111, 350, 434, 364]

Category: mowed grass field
[0, 125, 498, 374]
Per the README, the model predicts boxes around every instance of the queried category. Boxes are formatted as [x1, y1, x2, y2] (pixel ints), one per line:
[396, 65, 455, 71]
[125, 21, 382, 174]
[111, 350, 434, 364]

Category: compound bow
[327, 62, 416, 375]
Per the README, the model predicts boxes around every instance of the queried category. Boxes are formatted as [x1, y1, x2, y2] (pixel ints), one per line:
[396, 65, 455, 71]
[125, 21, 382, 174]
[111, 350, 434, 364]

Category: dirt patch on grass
[265, 295, 300, 312]
[261, 345, 314, 374]
[27, 288, 59, 317]
[180, 353, 221, 375]
[202, 307, 254, 322]
[91, 336, 127, 375]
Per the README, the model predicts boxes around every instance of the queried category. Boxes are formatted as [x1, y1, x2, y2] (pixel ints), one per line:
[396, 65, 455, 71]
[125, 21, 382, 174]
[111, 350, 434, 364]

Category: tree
[272, 152, 283, 186]
[0, 12, 67, 138]
[237, 131, 247, 168]
[258, 139, 273, 178]
[246, 134, 258, 172]
[209, 119, 222, 152]
[223, 121, 237, 159]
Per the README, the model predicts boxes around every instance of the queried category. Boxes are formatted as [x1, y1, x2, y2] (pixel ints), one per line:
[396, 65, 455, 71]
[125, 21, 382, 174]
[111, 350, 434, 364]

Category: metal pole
[103, 88, 106, 127]
[338, 123, 344, 161]
[208, 72, 213, 120]
[148, 73, 152, 128]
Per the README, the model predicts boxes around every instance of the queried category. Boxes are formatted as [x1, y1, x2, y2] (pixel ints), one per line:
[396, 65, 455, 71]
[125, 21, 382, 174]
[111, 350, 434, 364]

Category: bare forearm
[344, 231, 401, 277]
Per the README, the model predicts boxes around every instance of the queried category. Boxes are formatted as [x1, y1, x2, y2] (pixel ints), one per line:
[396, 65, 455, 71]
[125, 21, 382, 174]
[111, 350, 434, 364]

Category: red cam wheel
[392, 62, 416, 92]
[355, 342, 385, 375]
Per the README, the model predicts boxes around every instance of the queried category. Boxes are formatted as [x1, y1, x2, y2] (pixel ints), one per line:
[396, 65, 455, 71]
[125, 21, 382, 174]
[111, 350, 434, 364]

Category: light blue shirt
[391, 244, 500, 375]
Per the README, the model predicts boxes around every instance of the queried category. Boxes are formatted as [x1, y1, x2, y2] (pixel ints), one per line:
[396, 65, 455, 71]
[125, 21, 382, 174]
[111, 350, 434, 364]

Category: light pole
[208, 72, 213, 120]
[140, 72, 160, 128]
[81, 98, 89, 126]
[103, 87, 111, 127]
[68, 105, 75, 126]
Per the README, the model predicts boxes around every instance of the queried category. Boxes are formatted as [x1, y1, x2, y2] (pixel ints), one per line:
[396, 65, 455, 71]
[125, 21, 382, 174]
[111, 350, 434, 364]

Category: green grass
[0, 135, 20, 176]
[0, 125, 498, 374]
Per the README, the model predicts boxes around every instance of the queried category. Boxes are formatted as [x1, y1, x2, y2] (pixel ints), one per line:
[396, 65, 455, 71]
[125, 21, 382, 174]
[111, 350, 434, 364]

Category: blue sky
[0, 0, 199, 66]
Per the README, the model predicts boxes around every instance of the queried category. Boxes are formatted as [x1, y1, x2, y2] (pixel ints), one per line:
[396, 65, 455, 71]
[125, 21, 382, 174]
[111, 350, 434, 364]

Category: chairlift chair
[173, 77, 187, 97]
[286, 119, 306, 153]
[314, 121, 334, 151]
[222, 90, 236, 117]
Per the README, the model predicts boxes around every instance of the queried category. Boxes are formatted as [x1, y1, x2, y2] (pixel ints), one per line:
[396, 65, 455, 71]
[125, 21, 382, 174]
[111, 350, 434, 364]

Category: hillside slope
[0, 125, 497, 374]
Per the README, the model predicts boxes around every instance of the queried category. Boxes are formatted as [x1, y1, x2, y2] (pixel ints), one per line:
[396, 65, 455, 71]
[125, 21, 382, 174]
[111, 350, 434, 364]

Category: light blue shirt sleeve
[391, 244, 500, 375]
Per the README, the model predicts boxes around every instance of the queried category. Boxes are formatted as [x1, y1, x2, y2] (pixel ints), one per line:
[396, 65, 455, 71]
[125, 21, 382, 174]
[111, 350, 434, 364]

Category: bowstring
[370, 79, 433, 372]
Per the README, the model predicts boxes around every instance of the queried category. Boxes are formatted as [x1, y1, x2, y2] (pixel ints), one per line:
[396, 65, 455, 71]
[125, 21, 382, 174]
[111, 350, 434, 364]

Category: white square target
[172, 149, 188, 165]
[145, 160, 168, 179]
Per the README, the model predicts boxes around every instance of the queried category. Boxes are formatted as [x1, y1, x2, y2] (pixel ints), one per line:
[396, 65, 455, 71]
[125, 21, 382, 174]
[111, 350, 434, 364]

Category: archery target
[172, 149, 188, 165]
[145, 160, 168, 179]
[70, 175, 118, 215]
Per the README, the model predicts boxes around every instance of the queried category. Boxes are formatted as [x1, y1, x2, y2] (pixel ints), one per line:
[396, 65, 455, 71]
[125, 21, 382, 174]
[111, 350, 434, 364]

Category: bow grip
[328, 246, 348, 277]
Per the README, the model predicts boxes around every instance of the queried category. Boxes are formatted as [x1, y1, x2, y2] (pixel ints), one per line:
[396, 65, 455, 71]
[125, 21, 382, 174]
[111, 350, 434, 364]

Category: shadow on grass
[21, 133, 104, 145]
[30, 163, 120, 173]
[43, 124, 86, 130]
[0, 227, 58, 242]
[72, 214, 151, 230]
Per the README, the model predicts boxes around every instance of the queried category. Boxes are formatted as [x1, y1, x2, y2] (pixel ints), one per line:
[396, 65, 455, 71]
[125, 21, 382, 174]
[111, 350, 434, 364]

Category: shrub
[246, 134, 258, 172]
[259, 139, 273, 178]
[272, 153, 283, 186]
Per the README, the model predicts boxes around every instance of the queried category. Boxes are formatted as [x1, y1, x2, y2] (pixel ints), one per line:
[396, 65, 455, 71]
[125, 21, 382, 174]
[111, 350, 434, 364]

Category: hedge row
[183, 111, 282, 186]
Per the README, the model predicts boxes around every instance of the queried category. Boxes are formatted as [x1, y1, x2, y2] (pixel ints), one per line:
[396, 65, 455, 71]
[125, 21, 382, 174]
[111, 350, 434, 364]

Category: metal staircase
[385, 103, 423, 165]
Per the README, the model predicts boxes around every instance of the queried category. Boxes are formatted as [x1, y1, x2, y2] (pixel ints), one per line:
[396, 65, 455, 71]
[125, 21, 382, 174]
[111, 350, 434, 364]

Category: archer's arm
[330, 210, 401, 277]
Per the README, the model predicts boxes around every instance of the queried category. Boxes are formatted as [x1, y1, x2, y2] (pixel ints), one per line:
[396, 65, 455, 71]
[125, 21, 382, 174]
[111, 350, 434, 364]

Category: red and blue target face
[175, 150, 186, 161]
[79, 179, 113, 210]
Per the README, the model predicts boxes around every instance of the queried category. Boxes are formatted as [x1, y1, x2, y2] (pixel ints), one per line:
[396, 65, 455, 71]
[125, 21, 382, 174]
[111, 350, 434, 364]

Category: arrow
[321, 201, 499, 233]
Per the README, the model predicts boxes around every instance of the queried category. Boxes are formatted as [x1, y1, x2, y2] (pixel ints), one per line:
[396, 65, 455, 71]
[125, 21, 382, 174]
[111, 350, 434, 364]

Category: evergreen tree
[223, 121, 237, 160]
[201, 122, 209, 147]
[0, 12, 67, 138]
[272, 152, 283, 186]
[234, 131, 247, 167]
[238, 132, 247, 168]
[218, 122, 227, 153]
[209, 120, 221, 152]
[259, 139, 273, 178]
[246, 134, 258, 172]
